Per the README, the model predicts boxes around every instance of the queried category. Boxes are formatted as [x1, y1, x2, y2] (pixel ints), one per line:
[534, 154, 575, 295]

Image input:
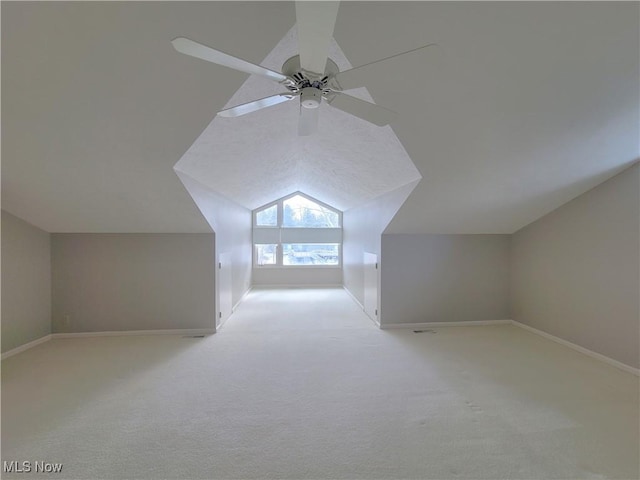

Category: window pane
[255, 244, 277, 266]
[256, 205, 277, 226]
[282, 244, 339, 266]
[282, 195, 339, 228]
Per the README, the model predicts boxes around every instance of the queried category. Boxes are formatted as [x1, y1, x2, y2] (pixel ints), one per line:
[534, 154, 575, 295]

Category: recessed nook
[173, 27, 422, 292]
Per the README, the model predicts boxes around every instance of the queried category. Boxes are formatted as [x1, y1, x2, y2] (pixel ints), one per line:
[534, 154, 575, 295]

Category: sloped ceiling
[2, 2, 638, 233]
[174, 26, 421, 211]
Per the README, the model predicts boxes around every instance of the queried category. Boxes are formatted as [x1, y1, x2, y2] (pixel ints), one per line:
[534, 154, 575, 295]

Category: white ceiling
[2, 2, 638, 233]
[174, 26, 421, 212]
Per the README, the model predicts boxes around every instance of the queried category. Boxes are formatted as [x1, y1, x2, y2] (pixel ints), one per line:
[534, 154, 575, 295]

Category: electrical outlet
[63, 315, 71, 328]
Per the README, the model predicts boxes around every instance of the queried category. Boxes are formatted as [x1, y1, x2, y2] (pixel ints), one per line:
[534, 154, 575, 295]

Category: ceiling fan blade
[295, 1, 340, 74]
[218, 93, 296, 118]
[332, 44, 438, 91]
[298, 105, 320, 136]
[328, 93, 396, 126]
[172, 37, 288, 83]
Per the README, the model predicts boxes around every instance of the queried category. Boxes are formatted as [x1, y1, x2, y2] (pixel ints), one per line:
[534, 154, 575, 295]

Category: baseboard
[342, 287, 381, 327]
[1, 334, 52, 360]
[381, 320, 512, 330]
[342, 286, 364, 310]
[7, 321, 635, 376]
[233, 286, 253, 312]
[212, 287, 253, 331]
[52, 328, 215, 339]
[366, 313, 381, 327]
[510, 320, 639, 376]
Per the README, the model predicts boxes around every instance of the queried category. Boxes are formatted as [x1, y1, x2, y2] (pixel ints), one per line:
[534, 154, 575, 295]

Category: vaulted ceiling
[174, 26, 421, 212]
[2, 2, 638, 233]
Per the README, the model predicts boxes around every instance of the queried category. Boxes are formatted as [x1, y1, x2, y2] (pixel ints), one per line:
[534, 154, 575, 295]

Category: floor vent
[413, 329, 437, 334]
[182, 335, 206, 338]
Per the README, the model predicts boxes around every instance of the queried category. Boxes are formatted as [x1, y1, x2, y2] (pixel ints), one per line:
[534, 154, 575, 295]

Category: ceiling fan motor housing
[301, 87, 322, 109]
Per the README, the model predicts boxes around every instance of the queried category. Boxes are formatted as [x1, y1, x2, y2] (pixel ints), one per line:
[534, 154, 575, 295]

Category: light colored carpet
[2, 288, 638, 479]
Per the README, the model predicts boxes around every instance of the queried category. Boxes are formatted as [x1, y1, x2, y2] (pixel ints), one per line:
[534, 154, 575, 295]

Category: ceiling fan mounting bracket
[282, 55, 339, 95]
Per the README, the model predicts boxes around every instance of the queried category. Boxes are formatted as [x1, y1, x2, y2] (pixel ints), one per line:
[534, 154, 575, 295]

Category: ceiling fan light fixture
[300, 87, 322, 109]
[172, 2, 434, 133]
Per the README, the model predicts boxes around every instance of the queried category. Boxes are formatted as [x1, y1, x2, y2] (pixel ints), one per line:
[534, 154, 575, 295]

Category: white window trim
[253, 199, 279, 228]
[252, 192, 342, 268]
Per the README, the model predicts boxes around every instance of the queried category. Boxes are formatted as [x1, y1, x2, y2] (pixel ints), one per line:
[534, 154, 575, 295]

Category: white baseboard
[343, 286, 364, 310]
[510, 320, 639, 376]
[233, 286, 253, 312]
[342, 286, 381, 327]
[214, 287, 253, 331]
[6, 321, 636, 377]
[367, 313, 381, 327]
[381, 320, 512, 330]
[1, 334, 52, 360]
[52, 328, 215, 339]
[379, 319, 638, 376]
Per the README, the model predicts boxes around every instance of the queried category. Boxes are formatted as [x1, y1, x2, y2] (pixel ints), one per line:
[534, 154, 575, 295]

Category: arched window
[253, 192, 342, 267]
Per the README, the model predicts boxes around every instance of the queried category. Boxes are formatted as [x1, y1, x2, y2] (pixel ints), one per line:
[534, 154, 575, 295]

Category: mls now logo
[3, 460, 63, 473]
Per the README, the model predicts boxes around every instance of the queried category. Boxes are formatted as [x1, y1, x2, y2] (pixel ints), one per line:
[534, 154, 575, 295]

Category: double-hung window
[253, 193, 342, 267]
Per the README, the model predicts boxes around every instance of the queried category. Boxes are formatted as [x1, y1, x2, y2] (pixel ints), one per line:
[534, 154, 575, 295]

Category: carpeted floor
[2, 288, 638, 479]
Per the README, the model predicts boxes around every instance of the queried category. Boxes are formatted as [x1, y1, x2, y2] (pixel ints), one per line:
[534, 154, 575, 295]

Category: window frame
[281, 243, 341, 267]
[254, 202, 279, 227]
[252, 192, 342, 269]
[254, 243, 278, 267]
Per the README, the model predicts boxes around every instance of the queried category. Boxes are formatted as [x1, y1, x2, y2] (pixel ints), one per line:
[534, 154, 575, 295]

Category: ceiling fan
[172, 1, 437, 136]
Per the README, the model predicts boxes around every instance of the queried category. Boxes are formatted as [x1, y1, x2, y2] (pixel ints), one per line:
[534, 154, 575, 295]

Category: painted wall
[253, 267, 342, 286]
[342, 181, 419, 305]
[51, 234, 216, 332]
[511, 163, 639, 368]
[176, 172, 252, 308]
[380, 234, 510, 325]
[1, 211, 52, 353]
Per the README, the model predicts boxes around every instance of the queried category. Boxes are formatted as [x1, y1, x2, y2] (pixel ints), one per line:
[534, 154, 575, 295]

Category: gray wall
[177, 172, 252, 307]
[343, 181, 419, 305]
[1, 211, 52, 353]
[51, 233, 216, 332]
[511, 163, 639, 368]
[380, 234, 510, 325]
